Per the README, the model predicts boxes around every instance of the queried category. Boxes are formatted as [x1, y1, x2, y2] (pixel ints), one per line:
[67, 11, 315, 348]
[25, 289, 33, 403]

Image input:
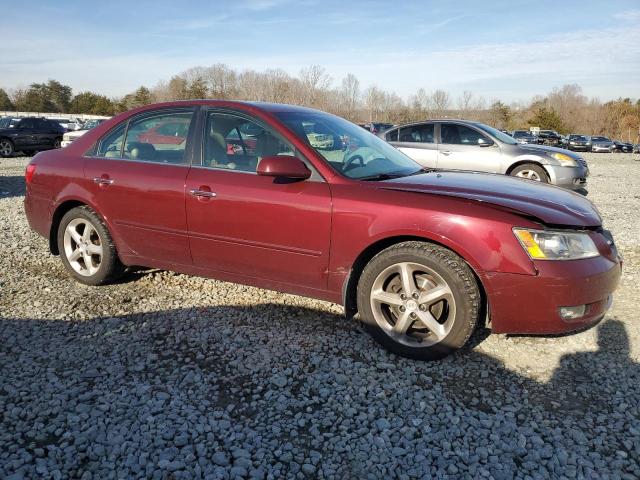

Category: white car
[47, 117, 82, 131]
[61, 119, 107, 147]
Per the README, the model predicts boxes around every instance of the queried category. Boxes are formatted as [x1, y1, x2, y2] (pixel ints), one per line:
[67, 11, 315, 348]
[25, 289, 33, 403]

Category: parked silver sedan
[380, 120, 588, 190]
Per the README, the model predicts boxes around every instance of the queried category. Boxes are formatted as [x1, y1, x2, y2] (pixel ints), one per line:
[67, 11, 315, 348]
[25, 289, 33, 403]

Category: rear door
[437, 122, 503, 173]
[387, 123, 438, 168]
[13, 118, 37, 149]
[84, 108, 196, 265]
[34, 119, 60, 148]
[185, 109, 332, 290]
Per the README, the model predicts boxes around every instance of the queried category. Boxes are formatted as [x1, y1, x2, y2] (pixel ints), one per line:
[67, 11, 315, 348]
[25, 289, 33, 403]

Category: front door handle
[93, 177, 114, 185]
[189, 189, 216, 198]
[440, 150, 452, 156]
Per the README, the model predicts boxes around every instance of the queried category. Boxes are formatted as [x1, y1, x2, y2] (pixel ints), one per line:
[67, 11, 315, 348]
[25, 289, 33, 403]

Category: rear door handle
[93, 177, 114, 185]
[189, 189, 216, 198]
[440, 150, 452, 156]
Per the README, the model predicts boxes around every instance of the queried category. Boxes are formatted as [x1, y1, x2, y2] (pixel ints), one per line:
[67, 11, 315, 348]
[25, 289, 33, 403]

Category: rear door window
[96, 124, 127, 158]
[386, 129, 398, 142]
[398, 124, 434, 143]
[123, 111, 193, 164]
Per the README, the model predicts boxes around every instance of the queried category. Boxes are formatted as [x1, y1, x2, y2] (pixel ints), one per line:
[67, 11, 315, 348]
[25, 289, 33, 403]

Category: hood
[379, 170, 601, 227]
[517, 143, 582, 158]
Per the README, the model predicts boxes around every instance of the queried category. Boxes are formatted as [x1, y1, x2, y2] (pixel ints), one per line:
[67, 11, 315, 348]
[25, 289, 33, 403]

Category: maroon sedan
[24, 101, 622, 360]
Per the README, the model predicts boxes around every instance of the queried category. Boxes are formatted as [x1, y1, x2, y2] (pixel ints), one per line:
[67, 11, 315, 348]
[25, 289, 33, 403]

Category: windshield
[591, 136, 609, 142]
[570, 135, 588, 141]
[474, 123, 518, 145]
[275, 111, 422, 179]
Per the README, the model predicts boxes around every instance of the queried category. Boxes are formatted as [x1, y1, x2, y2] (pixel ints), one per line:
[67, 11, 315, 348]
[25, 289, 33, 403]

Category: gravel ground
[1, 153, 639, 479]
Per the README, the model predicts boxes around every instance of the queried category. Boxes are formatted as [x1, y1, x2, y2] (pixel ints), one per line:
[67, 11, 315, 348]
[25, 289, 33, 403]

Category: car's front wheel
[57, 206, 124, 285]
[510, 163, 548, 183]
[0, 139, 14, 157]
[357, 241, 480, 360]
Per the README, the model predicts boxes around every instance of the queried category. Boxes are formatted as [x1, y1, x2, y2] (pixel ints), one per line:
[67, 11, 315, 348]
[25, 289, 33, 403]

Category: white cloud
[612, 9, 640, 21]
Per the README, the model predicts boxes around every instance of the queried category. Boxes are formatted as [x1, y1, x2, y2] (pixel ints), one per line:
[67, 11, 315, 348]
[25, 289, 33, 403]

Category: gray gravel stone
[1, 154, 639, 479]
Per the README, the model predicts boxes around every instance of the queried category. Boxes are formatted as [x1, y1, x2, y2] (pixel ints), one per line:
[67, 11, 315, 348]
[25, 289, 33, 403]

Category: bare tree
[364, 85, 385, 122]
[457, 90, 473, 114]
[203, 64, 237, 99]
[299, 65, 332, 107]
[340, 73, 360, 120]
[431, 89, 450, 118]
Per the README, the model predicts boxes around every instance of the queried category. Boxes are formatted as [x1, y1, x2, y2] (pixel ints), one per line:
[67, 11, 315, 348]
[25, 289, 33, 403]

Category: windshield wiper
[407, 167, 433, 176]
[358, 172, 408, 181]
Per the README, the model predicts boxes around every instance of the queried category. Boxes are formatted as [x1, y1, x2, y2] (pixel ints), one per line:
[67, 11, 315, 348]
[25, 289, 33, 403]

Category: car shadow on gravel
[0, 307, 638, 478]
[0, 175, 25, 199]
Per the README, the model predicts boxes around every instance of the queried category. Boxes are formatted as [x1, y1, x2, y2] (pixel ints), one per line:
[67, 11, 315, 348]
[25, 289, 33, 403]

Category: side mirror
[478, 137, 493, 147]
[257, 155, 311, 180]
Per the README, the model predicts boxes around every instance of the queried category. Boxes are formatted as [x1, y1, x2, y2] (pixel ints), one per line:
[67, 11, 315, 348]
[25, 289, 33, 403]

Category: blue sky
[2, 0, 639, 102]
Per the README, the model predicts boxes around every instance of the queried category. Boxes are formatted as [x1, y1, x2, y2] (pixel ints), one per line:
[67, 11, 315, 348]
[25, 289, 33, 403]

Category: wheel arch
[342, 235, 488, 326]
[505, 159, 547, 175]
[49, 200, 93, 255]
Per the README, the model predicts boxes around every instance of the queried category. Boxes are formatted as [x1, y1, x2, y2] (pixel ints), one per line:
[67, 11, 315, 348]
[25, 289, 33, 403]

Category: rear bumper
[487, 255, 622, 334]
[24, 189, 52, 239]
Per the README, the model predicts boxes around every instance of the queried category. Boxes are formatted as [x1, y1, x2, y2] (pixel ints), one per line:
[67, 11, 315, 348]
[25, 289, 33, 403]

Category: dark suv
[0, 117, 65, 157]
[537, 130, 562, 146]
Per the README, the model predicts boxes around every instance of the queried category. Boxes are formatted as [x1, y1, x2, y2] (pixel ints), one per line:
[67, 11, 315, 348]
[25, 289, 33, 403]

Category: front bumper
[592, 145, 613, 153]
[545, 164, 588, 190]
[568, 144, 590, 151]
[61, 140, 74, 148]
[487, 254, 621, 334]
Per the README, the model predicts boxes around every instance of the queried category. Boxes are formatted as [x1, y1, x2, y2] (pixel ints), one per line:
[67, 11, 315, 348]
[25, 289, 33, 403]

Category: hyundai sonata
[24, 101, 621, 360]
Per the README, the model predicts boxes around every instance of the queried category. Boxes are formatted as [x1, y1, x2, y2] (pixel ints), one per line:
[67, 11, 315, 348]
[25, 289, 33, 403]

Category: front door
[84, 108, 196, 265]
[437, 122, 503, 173]
[185, 110, 332, 290]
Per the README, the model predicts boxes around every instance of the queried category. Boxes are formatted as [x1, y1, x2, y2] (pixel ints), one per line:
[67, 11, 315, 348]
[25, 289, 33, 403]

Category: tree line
[1, 66, 639, 141]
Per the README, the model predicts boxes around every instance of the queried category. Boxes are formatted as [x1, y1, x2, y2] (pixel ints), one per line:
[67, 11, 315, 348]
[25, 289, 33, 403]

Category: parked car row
[564, 134, 635, 153]
[496, 128, 636, 153]
[0, 115, 111, 156]
[0, 117, 66, 157]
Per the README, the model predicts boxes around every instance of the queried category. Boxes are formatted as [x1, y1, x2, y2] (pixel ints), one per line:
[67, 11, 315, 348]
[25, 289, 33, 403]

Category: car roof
[130, 100, 323, 114]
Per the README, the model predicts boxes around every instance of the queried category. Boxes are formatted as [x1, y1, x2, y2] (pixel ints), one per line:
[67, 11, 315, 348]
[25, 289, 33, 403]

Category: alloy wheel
[0, 140, 13, 156]
[515, 169, 542, 181]
[369, 261, 456, 347]
[63, 218, 103, 276]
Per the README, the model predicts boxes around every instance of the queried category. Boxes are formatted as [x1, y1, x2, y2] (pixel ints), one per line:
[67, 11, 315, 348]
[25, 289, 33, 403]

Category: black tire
[54, 137, 62, 149]
[356, 241, 480, 360]
[510, 163, 548, 183]
[57, 206, 124, 286]
[0, 138, 14, 158]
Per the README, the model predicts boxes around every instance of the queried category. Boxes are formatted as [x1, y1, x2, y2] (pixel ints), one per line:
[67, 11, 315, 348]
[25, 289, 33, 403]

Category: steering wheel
[342, 154, 365, 173]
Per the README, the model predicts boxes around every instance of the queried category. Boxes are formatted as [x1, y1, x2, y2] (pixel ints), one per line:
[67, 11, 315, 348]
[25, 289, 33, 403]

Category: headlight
[513, 228, 599, 260]
[550, 152, 577, 167]
[63, 133, 71, 141]
[569, 141, 576, 145]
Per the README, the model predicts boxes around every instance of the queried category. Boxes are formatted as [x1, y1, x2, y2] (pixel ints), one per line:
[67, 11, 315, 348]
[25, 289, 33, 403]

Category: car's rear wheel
[357, 241, 480, 360]
[57, 206, 124, 285]
[0, 139, 14, 157]
[54, 138, 62, 149]
[511, 163, 548, 183]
